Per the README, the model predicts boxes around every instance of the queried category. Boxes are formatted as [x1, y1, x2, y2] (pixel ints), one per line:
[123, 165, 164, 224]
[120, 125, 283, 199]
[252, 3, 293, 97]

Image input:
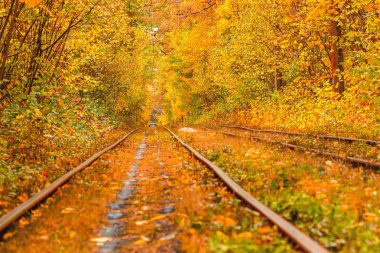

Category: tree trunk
[26, 13, 47, 94]
[274, 70, 283, 91]
[0, 0, 20, 82]
[330, 1, 345, 94]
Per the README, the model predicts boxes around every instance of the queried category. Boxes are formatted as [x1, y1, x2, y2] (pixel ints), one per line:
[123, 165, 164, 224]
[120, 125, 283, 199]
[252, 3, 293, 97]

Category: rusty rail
[224, 125, 380, 146]
[216, 130, 380, 168]
[165, 127, 329, 253]
[0, 128, 141, 234]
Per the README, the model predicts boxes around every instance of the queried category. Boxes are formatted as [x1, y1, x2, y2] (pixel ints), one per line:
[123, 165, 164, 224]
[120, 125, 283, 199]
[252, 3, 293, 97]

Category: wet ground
[0, 127, 296, 252]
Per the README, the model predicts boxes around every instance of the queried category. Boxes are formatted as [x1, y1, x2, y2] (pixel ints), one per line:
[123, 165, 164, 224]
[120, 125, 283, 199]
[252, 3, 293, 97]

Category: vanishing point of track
[0, 126, 329, 253]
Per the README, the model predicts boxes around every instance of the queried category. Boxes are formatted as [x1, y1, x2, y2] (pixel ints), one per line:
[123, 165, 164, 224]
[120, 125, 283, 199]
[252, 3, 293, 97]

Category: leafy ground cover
[0, 124, 130, 217]
[178, 129, 380, 252]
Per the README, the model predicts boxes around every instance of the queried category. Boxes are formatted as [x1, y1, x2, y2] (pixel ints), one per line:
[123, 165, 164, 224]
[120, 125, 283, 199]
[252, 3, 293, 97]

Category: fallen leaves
[235, 232, 253, 239]
[363, 213, 378, 222]
[41, 170, 48, 177]
[0, 200, 9, 207]
[135, 214, 167, 225]
[212, 215, 237, 227]
[257, 226, 271, 234]
[18, 217, 30, 229]
[91, 237, 113, 244]
[159, 232, 177, 241]
[3, 231, 17, 240]
[245, 148, 260, 157]
[61, 207, 76, 214]
[135, 220, 148, 226]
[17, 193, 29, 203]
[364, 187, 377, 197]
[31, 209, 42, 218]
[44, 181, 51, 188]
[177, 216, 188, 230]
[133, 236, 150, 245]
[69, 231, 77, 239]
[215, 230, 228, 241]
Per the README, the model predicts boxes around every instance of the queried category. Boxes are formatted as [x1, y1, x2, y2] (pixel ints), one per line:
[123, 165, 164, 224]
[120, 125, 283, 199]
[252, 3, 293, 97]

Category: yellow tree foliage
[150, 0, 379, 137]
[19, 0, 41, 8]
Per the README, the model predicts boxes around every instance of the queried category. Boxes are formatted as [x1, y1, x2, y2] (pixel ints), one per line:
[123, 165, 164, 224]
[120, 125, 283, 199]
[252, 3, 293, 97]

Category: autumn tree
[0, 0, 151, 197]
[152, 0, 378, 135]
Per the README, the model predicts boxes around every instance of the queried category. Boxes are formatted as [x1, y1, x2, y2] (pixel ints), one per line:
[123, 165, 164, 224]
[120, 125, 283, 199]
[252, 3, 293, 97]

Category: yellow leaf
[44, 181, 51, 188]
[91, 237, 112, 243]
[364, 187, 375, 197]
[178, 217, 187, 229]
[213, 215, 237, 227]
[17, 193, 29, 203]
[363, 213, 378, 222]
[133, 239, 146, 245]
[69, 231, 77, 239]
[133, 236, 150, 245]
[236, 232, 253, 239]
[61, 207, 76, 214]
[19, 0, 42, 8]
[31, 209, 42, 218]
[258, 226, 271, 234]
[34, 108, 42, 117]
[136, 214, 166, 226]
[3, 231, 16, 240]
[18, 217, 30, 229]
[216, 231, 228, 241]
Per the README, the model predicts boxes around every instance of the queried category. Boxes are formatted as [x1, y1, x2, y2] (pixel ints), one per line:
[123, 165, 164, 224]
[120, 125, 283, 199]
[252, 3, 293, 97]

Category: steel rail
[224, 125, 380, 146]
[0, 128, 141, 234]
[165, 127, 329, 253]
[216, 130, 380, 168]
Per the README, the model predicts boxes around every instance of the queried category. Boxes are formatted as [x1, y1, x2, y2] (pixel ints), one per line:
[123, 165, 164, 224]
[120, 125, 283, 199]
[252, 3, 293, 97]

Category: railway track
[223, 125, 380, 146]
[0, 126, 331, 252]
[216, 126, 380, 168]
[0, 128, 141, 234]
[166, 128, 328, 253]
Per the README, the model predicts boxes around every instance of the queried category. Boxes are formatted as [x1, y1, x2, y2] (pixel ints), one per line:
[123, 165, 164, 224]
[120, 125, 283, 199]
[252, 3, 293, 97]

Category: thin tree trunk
[26, 13, 47, 94]
[330, 1, 345, 94]
[0, 0, 16, 43]
[0, 0, 20, 82]
[274, 70, 283, 91]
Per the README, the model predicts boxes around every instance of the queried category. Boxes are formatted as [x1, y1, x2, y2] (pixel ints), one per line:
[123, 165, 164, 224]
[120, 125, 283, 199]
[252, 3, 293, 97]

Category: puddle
[159, 206, 175, 214]
[107, 212, 126, 220]
[98, 134, 148, 251]
[100, 222, 127, 237]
